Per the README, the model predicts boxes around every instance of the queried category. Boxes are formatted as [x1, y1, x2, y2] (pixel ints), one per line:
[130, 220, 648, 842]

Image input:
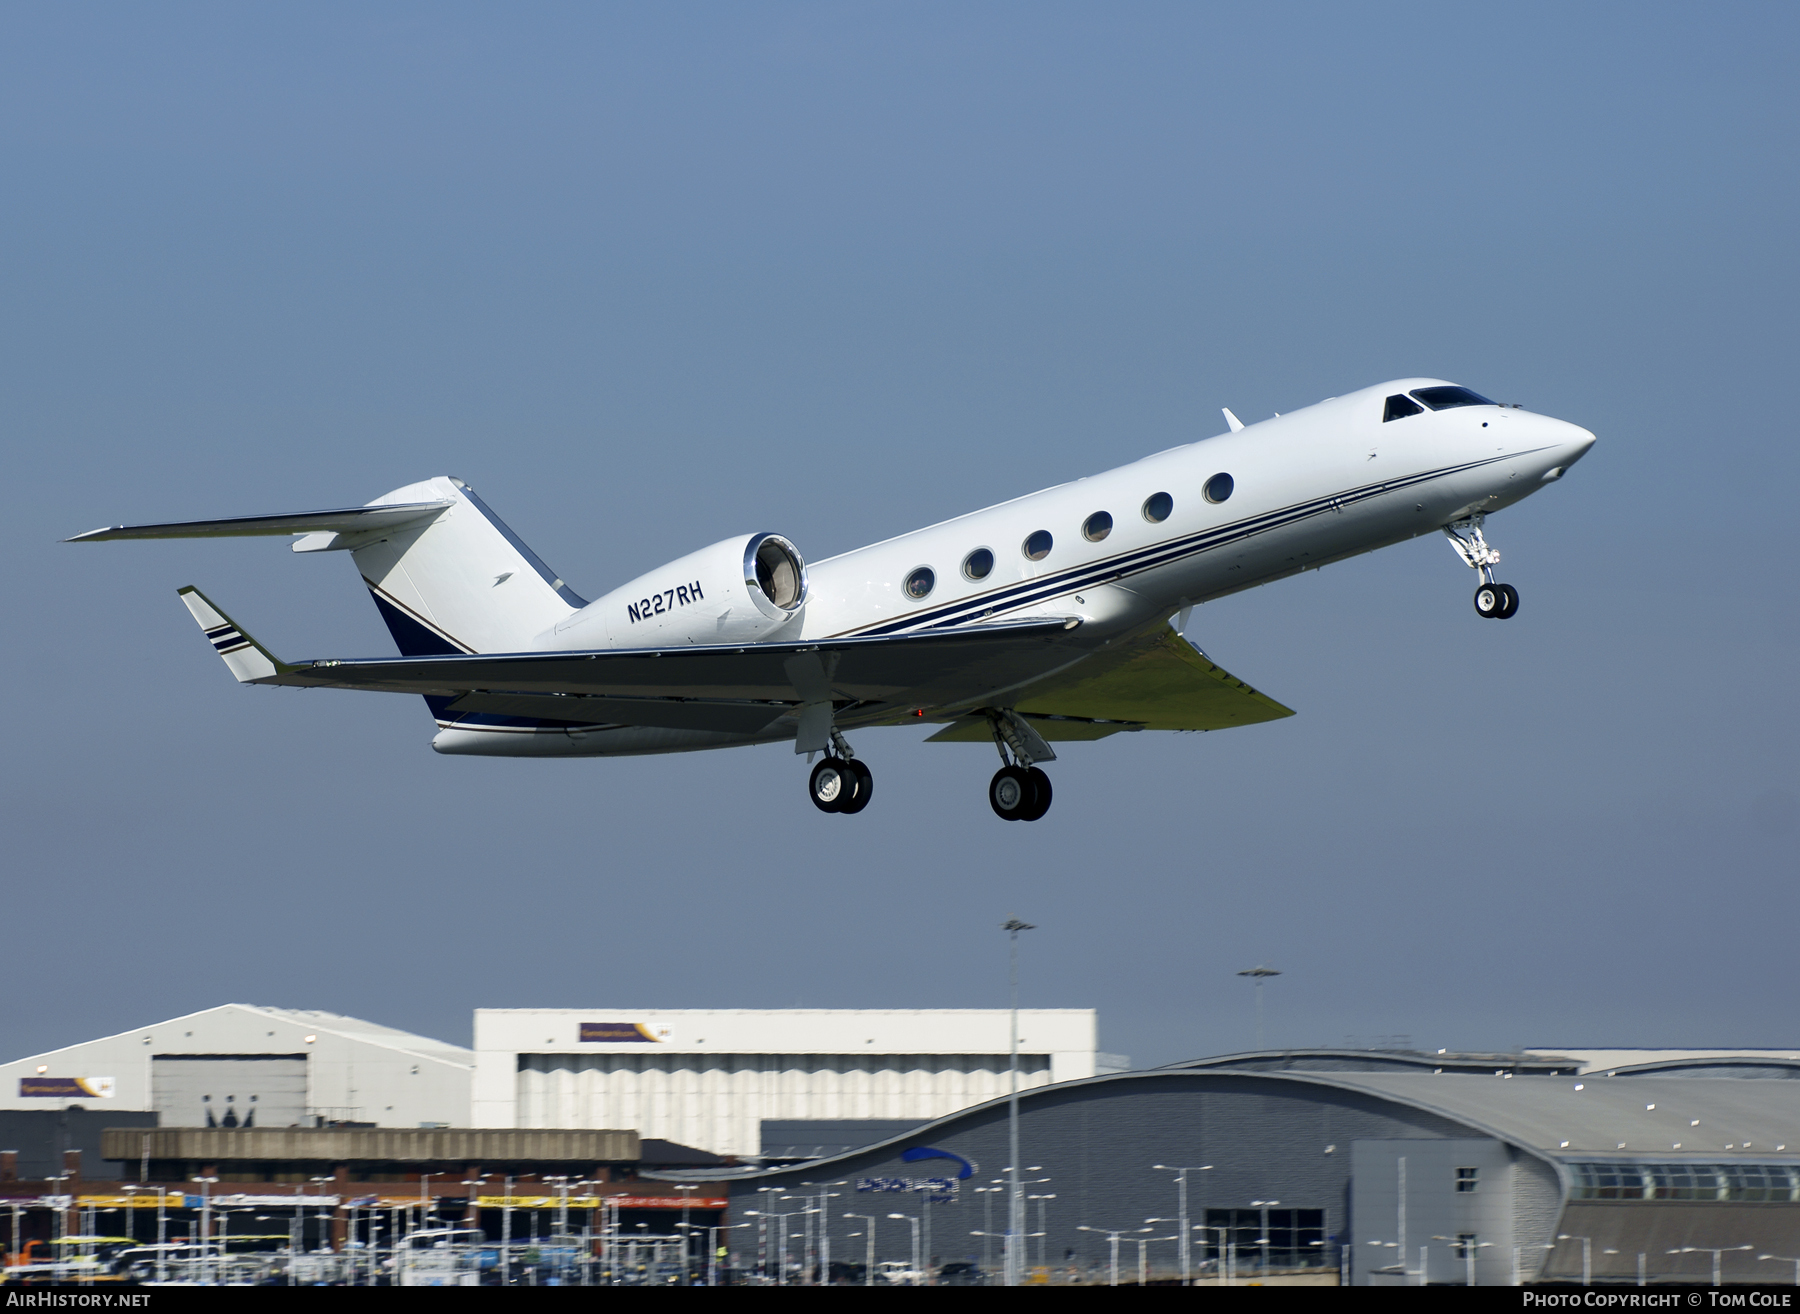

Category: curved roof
[1161, 1047, 1577, 1076]
[1607, 1057, 1800, 1079]
[651, 1067, 1800, 1184]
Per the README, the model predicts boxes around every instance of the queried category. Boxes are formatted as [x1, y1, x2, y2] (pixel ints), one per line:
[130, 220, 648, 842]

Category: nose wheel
[1445, 515, 1519, 619]
[1473, 581, 1519, 619]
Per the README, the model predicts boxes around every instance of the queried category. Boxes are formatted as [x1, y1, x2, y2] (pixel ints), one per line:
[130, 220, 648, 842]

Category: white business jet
[70, 378, 1593, 821]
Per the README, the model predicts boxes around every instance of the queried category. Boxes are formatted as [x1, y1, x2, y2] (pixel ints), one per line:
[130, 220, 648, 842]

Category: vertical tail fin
[304, 477, 584, 655]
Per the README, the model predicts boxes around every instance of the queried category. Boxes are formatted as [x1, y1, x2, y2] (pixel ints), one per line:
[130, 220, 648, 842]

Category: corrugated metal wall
[515, 1053, 1054, 1156]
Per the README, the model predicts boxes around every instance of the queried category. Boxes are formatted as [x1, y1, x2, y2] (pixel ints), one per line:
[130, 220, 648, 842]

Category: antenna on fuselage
[1222, 407, 1245, 433]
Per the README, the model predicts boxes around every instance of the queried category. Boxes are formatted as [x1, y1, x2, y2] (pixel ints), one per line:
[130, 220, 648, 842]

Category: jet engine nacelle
[555, 532, 809, 648]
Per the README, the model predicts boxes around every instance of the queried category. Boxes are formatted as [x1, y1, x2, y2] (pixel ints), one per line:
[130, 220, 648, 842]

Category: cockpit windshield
[1410, 385, 1496, 411]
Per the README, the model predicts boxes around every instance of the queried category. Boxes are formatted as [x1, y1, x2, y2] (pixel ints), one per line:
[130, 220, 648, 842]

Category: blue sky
[4, 2, 1796, 1068]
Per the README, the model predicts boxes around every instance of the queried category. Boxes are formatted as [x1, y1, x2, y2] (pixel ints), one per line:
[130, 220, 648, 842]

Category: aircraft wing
[924, 626, 1294, 742]
[179, 585, 1091, 731]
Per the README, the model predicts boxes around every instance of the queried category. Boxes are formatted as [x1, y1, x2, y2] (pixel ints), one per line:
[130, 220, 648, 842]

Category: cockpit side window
[1410, 385, 1496, 411]
[1383, 394, 1424, 422]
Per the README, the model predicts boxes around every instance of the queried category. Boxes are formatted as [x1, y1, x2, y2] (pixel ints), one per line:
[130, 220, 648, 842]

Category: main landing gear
[808, 729, 873, 815]
[1444, 514, 1519, 620]
[987, 710, 1054, 822]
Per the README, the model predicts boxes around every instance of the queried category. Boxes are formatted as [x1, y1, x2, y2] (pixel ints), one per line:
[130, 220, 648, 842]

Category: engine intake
[553, 532, 809, 648]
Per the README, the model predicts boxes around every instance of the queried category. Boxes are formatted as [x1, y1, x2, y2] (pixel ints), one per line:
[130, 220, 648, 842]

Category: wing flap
[926, 715, 1133, 743]
[940, 626, 1295, 733]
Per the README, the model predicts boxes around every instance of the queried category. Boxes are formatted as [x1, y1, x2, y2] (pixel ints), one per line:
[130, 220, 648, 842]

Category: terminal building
[472, 1009, 1106, 1157]
[675, 1060, 1800, 1285]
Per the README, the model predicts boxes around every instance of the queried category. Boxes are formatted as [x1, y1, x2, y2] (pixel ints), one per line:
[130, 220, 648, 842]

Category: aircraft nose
[1535, 420, 1595, 485]
[1562, 423, 1597, 463]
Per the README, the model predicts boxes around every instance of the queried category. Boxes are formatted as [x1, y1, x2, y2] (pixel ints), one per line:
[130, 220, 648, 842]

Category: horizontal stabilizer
[176, 587, 292, 684]
[66, 501, 452, 543]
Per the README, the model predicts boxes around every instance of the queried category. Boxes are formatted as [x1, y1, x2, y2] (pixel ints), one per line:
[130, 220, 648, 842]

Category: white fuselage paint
[432, 377, 1595, 756]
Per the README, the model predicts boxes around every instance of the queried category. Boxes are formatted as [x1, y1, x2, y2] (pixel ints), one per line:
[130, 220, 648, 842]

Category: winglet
[1222, 407, 1245, 433]
[176, 587, 292, 684]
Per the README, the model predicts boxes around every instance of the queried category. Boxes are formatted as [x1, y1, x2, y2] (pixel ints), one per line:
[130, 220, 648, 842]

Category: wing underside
[925, 627, 1294, 741]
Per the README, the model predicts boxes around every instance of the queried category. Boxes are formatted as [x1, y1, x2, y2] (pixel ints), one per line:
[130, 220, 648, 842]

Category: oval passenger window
[1204, 473, 1234, 504]
[1083, 511, 1113, 542]
[1023, 530, 1053, 561]
[963, 548, 994, 581]
[1142, 492, 1173, 523]
[904, 567, 935, 600]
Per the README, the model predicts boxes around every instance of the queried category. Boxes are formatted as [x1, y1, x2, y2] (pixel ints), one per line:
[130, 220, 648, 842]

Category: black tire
[1495, 583, 1520, 619]
[989, 765, 1034, 820]
[809, 757, 852, 813]
[838, 759, 875, 814]
[1019, 767, 1053, 821]
[1474, 583, 1503, 618]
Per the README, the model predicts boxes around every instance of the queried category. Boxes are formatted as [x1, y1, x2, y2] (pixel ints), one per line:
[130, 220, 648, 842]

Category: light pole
[307, 1175, 333, 1264]
[798, 1181, 844, 1284]
[843, 1214, 879, 1286]
[753, 1186, 782, 1282]
[1434, 1234, 1494, 1287]
[1027, 1194, 1055, 1269]
[500, 1174, 515, 1285]
[1136, 1233, 1178, 1285]
[1001, 916, 1036, 1287]
[671, 1183, 697, 1281]
[1669, 1244, 1753, 1287]
[975, 1185, 1003, 1274]
[706, 1220, 750, 1287]
[1077, 1225, 1147, 1287]
[1250, 1199, 1279, 1273]
[1559, 1233, 1593, 1286]
[1235, 965, 1281, 1049]
[1196, 1224, 1235, 1285]
[191, 1176, 218, 1285]
[1152, 1164, 1212, 1283]
[1604, 1247, 1648, 1287]
[1761, 1254, 1800, 1287]
[746, 1208, 801, 1285]
[887, 1212, 921, 1283]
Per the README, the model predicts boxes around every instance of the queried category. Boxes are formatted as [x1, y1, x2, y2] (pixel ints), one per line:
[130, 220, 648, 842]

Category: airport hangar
[660, 1064, 1800, 1286]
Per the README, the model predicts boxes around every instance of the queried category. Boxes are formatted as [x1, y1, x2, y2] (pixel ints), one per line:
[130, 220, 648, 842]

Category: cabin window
[1082, 511, 1113, 542]
[1023, 530, 1053, 561]
[963, 548, 994, 581]
[1142, 492, 1173, 523]
[1204, 473, 1234, 504]
[904, 567, 935, 600]
[1410, 385, 1496, 411]
[1383, 394, 1423, 422]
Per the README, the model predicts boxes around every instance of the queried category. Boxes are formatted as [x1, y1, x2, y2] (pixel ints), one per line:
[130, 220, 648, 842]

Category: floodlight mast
[1002, 916, 1035, 1287]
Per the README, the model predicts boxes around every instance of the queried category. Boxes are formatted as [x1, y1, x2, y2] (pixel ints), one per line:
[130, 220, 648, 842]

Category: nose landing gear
[986, 710, 1055, 822]
[808, 729, 874, 814]
[1444, 515, 1520, 619]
